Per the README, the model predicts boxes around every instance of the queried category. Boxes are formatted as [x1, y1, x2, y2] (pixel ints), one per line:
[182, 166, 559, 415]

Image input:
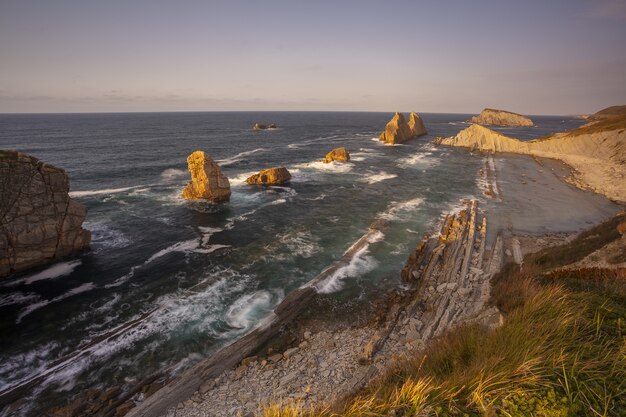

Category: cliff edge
[436, 122, 626, 202]
[470, 108, 534, 127]
[0, 150, 91, 278]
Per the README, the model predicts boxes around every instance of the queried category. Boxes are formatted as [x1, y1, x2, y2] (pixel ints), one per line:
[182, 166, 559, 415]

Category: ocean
[0, 112, 594, 415]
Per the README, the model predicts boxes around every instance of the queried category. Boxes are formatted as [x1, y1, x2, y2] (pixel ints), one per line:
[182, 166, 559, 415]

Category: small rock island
[469, 108, 534, 127]
[0, 150, 91, 278]
[379, 112, 427, 144]
[181, 151, 231, 202]
[324, 147, 350, 163]
[253, 123, 277, 130]
[245, 167, 291, 185]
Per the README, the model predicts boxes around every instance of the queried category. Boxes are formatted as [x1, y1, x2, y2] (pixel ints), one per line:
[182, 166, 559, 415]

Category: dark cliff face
[0, 150, 90, 278]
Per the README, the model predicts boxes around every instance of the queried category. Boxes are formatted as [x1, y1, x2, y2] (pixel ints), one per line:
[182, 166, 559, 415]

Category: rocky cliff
[246, 167, 291, 185]
[470, 108, 534, 127]
[181, 151, 231, 202]
[324, 147, 350, 163]
[436, 123, 626, 202]
[0, 150, 91, 278]
[379, 112, 427, 144]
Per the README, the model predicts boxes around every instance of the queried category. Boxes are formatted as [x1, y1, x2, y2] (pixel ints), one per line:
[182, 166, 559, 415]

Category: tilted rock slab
[324, 147, 350, 163]
[469, 108, 534, 127]
[379, 112, 427, 144]
[0, 150, 91, 278]
[245, 167, 291, 185]
[181, 151, 231, 202]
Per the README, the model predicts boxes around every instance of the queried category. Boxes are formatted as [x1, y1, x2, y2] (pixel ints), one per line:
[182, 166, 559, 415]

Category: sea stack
[379, 112, 427, 144]
[181, 151, 231, 202]
[245, 167, 291, 185]
[0, 150, 91, 278]
[324, 147, 350, 163]
[470, 108, 534, 127]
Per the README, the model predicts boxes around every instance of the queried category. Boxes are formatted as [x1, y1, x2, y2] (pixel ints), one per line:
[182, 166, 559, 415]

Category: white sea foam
[378, 197, 424, 222]
[225, 291, 273, 330]
[84, 221, 131, 251]
[0, 292, 41, 307]
[315, 231, 383, 294]
[362, 171, 398, 184]
[16, 282, 97, 323]
[2, 260, 82, 288]
[262, 229, 321, 262]
[69, 185, 149, 197]
[216, 148, 267, 166]
[143, 238, 229, 265]
[229, 171, 258, 186]
[292, 160, 354, 173]
[397, 152, 436, 168]
[160, 168, 187, 179]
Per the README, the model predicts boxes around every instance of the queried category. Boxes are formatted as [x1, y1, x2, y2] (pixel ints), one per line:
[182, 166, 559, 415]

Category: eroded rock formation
[0, 150, 91, 278]
[324, 147, 350, 163]
[469, 108, 534, 127]
[379, 112, 427, 144]
[245, 167, 291, 185]
[181, 151, 231, 202]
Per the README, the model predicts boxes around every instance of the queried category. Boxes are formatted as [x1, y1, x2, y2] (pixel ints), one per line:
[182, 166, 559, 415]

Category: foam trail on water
[315, 231, 383, 294]
[362, 171, 397, 184]
[292, 160, 354, 173]
[17, 283, 97, 323]
[3, 260, 82, 287]
[378, 197, 424, 222]
[69, 185, 150, 197]
[0, 292, 41, 307]
[216, 148, 267, 166]
[160, 168, 186, 179]
[225, 291, 273, 330]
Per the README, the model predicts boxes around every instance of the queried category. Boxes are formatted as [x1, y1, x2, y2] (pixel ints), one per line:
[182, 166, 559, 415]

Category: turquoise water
[0, 112, 587, 415]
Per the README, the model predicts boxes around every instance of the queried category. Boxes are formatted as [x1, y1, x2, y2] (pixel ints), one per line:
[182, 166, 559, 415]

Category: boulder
[181, 151, 231, 202]
[245, 167, 291, 185]
[0, 150, 91, 278]
[253, 123, 277, 130]
[469, 108, 534, 127]
[324, 147, 350, 163]
[379, 112, 426, 144]
[408, 112, 427, 136]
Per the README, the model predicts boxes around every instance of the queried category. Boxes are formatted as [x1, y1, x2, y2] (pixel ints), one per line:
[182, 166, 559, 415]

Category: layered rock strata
[324, 147, 350, 163]
[379, 112, 427, 144]
[181, 151, 231, 202]
[245, 167, 291, 185]
[469, 108, 534, 127]
[0, 150, 91, 278]
[435, 123, 626, 202]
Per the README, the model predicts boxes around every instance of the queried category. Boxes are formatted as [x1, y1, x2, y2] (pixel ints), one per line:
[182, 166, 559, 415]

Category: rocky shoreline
[122, 194, 568, 417]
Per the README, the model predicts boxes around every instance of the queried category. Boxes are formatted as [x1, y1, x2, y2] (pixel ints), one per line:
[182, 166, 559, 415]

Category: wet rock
[116, 401, 135, 416]
[245, 167, 291, 185]
[324, 147, 350, 163]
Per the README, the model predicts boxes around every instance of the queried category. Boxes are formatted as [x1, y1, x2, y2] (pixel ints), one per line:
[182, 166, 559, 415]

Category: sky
[1, 0, 625, 114]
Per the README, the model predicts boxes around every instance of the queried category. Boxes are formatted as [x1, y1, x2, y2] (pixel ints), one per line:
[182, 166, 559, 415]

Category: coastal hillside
[585, 105, 626, 121]
[436, 118, 626, 202]
[469, 108, 534, 127]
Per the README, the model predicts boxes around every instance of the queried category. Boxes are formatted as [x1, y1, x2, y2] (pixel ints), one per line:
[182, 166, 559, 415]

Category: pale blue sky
[1, 0, 625, 114]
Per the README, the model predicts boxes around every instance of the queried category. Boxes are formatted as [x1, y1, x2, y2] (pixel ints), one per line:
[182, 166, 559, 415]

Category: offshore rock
[324, 147, 350, 163]
[253, 123, 277, 130]
[469, 108, 534, 127]
[379, 112, 426, 144]
[0, 150, 91, 278]
[181, 151, 231, 202]
[408, 112, 427, 137]
[245, 167, 291, 185]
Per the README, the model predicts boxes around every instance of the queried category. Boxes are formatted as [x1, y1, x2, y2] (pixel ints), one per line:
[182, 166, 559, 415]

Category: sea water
[0, 112, 601, 415]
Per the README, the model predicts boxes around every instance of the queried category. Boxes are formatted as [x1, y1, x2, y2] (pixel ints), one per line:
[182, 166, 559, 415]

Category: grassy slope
[262, 214, 626, 417]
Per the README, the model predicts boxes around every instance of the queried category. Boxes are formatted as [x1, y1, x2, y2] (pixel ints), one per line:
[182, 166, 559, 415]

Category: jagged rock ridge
[379, 112, 427, 144]
[0, 150, 91, 278]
